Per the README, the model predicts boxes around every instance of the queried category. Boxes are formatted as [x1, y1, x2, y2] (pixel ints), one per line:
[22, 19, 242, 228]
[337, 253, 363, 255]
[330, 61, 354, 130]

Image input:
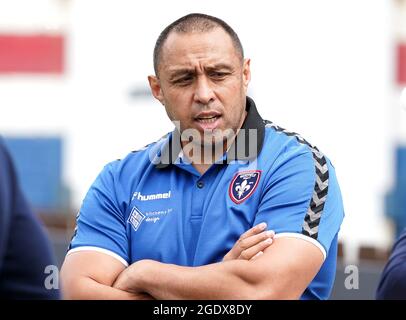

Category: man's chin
[199, 137, 235, 153]
[180, 126, 236, 149]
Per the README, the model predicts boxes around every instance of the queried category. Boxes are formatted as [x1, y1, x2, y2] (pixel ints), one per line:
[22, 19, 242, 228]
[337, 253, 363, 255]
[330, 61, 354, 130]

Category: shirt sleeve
[254, 145, 345, 259]
[68, 161, 129, 267]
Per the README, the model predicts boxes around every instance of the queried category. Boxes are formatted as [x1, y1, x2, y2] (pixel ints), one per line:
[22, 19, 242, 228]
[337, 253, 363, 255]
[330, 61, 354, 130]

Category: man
[376, 228, 406, 299]
[61, 13, 344, 300]
[0, 138, 60, 299]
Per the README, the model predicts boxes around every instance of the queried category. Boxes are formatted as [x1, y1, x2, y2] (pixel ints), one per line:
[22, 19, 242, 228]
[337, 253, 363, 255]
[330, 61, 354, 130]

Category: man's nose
[193, 76, 215, 105]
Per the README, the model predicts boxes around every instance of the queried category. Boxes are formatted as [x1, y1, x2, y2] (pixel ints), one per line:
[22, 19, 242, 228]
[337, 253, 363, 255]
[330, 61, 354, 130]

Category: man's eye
[174, 76, 193, 85]
[210, 72, 227, 79]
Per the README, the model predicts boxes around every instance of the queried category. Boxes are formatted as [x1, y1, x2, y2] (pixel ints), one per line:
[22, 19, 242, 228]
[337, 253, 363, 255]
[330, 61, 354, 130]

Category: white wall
[0, 0, 396, 253]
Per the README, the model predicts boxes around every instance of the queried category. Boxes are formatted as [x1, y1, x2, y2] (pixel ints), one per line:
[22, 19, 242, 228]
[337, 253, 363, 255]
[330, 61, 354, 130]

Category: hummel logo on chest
[132, 191, 171, 201]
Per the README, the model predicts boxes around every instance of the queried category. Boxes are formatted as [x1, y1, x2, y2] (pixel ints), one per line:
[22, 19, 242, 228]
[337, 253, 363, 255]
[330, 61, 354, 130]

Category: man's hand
[223, 222, 275, 261]
[113, 260, 150, 294]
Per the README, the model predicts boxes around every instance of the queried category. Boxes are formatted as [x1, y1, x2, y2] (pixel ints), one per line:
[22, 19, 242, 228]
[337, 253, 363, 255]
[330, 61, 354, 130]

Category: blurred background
[1, 0, 406, 299]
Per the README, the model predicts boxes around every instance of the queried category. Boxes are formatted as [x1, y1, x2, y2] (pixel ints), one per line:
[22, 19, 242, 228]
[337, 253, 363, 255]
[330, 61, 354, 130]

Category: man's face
[149, 28, 251, 147]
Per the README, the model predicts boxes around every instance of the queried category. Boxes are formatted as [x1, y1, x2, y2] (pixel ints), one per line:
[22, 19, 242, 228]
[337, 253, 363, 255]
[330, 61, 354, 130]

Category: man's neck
[192, 163, 212, 175]
[181, 142, 225, 175]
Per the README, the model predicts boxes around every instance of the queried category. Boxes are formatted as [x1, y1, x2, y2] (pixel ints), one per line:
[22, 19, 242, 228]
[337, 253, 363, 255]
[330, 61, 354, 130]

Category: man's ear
[148, 75, 165, 105]
[242, 58, 251, 91]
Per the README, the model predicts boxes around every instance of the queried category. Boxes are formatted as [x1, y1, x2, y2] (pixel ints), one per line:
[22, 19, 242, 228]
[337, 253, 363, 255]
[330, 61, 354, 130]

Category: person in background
[0, 138, 60, 299]
[376, 228, 406, 299]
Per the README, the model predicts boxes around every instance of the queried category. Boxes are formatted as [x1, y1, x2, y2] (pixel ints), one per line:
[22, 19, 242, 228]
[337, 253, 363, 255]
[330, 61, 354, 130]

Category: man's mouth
[195, 115, 221, 123]
[193, 112, 222, 131]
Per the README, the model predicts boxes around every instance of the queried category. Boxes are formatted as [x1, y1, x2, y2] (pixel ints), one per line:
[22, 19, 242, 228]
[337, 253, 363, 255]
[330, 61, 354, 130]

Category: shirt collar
[155, 96, 265, 169]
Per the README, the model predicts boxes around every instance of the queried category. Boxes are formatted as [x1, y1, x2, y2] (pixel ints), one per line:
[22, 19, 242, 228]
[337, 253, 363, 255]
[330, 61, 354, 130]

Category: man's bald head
[153, 13, 244, 76]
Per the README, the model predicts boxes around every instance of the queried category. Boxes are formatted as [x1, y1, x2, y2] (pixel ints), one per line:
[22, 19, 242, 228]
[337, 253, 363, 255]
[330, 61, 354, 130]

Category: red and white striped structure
[394, 0, 406, 138]
[0, 0, 67, 75]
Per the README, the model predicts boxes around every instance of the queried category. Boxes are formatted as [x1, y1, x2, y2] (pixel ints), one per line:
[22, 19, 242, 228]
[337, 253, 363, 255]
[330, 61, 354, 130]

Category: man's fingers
[250, 251, 264, 260]
[239, 237, 274, 260]
[239, 222, 267, 241]
[223, 224, 274, 262]
[238, 230, 275, 251]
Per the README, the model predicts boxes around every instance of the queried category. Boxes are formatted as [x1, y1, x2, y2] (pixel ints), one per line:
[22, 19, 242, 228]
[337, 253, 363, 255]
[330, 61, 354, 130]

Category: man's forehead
[160, 29, 238, 69]
[164, 27, 234, 49]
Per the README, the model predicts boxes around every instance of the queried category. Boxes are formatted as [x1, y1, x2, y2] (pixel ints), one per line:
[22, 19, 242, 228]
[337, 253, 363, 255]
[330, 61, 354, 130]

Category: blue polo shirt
[68, 97, 344, 300]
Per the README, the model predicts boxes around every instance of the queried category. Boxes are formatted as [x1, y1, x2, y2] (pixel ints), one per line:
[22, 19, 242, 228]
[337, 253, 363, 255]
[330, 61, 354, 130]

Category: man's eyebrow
[167, 63, 234, 80]
[205, 64, 234, 71]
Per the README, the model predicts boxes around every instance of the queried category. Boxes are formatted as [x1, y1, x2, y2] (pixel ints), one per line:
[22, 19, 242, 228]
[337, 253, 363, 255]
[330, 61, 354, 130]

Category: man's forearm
[133, 260, 266, 300]
[63, 276, 153, 300]
[113, 237, 319, 300]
